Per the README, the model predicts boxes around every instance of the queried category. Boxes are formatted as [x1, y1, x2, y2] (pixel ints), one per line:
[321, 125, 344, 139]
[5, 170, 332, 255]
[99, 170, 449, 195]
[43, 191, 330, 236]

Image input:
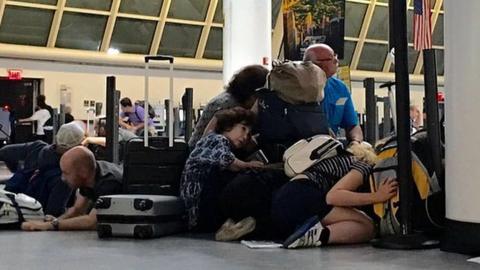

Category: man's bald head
[303, 44, 338, 77]
[60, 146, 96, 188]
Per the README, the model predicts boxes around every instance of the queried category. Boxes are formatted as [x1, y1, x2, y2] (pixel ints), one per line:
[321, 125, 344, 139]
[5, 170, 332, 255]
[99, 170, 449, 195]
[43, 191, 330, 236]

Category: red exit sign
[7, 69, 22, 80]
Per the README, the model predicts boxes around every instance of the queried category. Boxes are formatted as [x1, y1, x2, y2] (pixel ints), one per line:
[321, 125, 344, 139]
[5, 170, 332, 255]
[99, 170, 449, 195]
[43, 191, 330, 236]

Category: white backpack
[0, 190, 44, 228]
[283, 135, 344, 177]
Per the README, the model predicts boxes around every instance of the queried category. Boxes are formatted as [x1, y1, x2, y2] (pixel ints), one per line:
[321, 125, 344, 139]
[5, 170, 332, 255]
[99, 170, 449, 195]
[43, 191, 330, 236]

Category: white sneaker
[283, 216, 324, 249]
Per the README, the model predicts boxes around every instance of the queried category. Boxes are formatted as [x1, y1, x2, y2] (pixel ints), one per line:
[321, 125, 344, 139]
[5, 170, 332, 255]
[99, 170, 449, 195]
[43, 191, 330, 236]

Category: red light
[7, 69, 22, 80]
[437, 92, 445, 102]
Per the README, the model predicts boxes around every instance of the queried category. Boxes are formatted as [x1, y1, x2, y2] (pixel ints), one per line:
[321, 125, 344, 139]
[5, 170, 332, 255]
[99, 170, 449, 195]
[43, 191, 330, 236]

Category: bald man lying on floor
[22, 146, 123, 231]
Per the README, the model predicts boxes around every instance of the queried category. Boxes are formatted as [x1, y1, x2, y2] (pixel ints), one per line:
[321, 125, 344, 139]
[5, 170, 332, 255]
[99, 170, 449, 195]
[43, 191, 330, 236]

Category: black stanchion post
[372, 0, 439, 249]
[184, 88, 193, 144]
[164, 99, 170, 137]
[51, 108, 58, 144]
[364, 78, 376, 145]
[371, 0, 439, 250]
[423, 49, 444, 188]
[106, 76, 120, 164]
[393, 0, 413, 237]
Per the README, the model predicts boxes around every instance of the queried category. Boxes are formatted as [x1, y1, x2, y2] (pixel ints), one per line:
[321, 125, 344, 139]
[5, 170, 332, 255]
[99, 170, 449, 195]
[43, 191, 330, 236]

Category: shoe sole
[216, 217, 256, 241]
[283, 215, 320, 248]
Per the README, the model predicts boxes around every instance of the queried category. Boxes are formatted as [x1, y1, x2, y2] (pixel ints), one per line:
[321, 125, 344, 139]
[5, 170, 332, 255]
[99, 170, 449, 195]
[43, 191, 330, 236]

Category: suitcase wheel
[95, 197, 111, 209]
[134, 199, 153, 211]
[97, 224, 112, 238]
[134, 225, 154, 239]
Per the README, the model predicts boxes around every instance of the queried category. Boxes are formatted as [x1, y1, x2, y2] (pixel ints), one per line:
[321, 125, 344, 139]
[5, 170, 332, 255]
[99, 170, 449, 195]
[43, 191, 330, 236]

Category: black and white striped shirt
[303, 154, 373, 193]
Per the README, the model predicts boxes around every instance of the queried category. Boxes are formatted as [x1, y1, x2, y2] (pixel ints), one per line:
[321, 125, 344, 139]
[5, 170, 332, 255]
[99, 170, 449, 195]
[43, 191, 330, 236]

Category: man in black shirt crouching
[22, 146, 123, 231]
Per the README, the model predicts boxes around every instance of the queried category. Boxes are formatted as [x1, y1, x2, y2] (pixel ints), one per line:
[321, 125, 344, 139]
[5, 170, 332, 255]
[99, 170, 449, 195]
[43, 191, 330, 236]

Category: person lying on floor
[81, 127, 137, 147]
[0, 122, 85, 217]
[271, 142, 398, 248]
[180, 107, 264, 233]
[21, 146, 123, 231]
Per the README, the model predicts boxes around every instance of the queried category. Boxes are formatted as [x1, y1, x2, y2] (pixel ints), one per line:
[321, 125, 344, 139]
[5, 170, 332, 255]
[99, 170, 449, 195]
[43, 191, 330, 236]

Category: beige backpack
[269, 60, 326, 105]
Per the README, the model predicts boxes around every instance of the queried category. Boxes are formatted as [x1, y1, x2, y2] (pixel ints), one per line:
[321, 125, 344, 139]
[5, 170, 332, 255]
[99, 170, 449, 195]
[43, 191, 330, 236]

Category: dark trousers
[270, 179, 332, 239]
[219, 170, 289, 239]
[194, 171, 235, 233]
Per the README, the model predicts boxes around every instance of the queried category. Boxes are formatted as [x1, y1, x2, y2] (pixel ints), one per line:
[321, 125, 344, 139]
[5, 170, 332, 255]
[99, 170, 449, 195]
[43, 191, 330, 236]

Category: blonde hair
[347, 142, 378, 166]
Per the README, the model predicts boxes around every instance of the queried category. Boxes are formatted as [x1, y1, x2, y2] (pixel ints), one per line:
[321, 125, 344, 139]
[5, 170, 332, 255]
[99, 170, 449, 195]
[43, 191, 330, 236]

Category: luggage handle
[145, 55, 174, 64]
[144, 55, 174, 148]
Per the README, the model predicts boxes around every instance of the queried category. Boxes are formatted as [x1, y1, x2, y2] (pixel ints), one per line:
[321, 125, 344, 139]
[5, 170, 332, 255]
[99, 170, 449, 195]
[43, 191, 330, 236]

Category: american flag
[413, 0, 433, 51]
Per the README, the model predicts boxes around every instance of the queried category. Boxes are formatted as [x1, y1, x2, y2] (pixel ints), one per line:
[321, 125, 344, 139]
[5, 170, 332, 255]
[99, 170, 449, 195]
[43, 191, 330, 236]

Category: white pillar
[442, 0, 480, 254]
[223, 0, 271, 84]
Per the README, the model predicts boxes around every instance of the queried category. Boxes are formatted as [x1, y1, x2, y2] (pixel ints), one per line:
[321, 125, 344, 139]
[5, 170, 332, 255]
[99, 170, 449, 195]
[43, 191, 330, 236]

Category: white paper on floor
[467, 257, 480, 264]
[240, 240, 283, 249]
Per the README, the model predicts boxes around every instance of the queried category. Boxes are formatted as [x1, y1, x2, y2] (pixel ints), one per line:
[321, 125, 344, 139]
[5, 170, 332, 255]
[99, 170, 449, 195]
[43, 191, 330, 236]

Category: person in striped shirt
[271, 143, 398, 248]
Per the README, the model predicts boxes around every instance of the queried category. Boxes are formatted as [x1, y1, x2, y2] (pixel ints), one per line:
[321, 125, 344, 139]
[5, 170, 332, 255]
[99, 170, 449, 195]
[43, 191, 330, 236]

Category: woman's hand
[44, 215, 56, 222]
[374, 177, 398, 203]
[245, 161, 265, 170]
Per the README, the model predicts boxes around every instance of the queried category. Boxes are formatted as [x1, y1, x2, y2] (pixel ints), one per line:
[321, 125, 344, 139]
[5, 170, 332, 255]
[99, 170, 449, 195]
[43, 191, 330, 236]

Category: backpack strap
[5, 193, 25, 223]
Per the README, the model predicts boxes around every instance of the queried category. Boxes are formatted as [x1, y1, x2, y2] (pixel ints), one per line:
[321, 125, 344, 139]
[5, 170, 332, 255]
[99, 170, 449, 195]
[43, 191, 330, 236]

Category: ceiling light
[107, 48, 120, 55]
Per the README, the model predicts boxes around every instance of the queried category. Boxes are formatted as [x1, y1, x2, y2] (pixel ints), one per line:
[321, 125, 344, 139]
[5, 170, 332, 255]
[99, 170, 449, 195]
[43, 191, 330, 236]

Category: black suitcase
[123, 137, 187, 195]
[96, 194, 185, 238]
[123, 55, 188, 196]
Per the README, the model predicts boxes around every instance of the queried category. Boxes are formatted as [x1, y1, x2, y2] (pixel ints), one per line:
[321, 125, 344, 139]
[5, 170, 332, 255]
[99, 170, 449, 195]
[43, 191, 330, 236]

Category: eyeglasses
[316, 53, 338, 62]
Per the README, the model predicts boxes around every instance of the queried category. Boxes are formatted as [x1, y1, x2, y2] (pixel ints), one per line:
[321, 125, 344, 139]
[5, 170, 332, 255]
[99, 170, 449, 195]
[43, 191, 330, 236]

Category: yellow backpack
[370, 131, 443, 236]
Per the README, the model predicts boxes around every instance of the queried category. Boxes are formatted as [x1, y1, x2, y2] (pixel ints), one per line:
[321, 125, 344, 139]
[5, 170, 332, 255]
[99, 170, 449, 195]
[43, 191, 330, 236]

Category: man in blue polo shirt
[303, 44, 363, 144]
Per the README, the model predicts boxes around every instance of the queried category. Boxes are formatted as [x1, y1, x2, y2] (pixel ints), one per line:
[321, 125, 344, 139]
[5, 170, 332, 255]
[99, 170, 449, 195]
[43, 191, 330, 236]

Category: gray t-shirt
[188, 92, 240, 149]
[118, 128, 137, 142]
[79, 161, 123, 202]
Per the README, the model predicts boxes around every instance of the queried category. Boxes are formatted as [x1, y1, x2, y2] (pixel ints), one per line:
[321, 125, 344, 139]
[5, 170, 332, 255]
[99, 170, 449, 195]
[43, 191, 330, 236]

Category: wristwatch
[51, 218, 60, 231]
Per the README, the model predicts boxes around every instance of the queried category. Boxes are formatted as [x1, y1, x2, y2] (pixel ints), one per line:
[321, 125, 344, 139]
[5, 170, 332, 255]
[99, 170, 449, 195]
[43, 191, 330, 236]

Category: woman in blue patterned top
[180, 107, 264, 232]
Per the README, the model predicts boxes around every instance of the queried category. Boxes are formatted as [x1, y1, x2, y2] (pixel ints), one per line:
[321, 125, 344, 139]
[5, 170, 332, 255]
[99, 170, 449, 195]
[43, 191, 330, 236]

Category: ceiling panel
[56, 12, 107, 50]
[204, 27, 222, 59]
[358, 42, 388, 71]
[432, 14, 444, 46]
[66, 0, 112, 11]
[435, 49, 444, 76]
[345, 2, 367, 38]
[168, 0, 210, 21]
[213, 0, 223, 23]
[367, 5, 388, 40]
[406, 9, 413, 43]
[158, 23, 203, 57]
[409, 0, 436, 9]
[390, 46, 419, 73]
[0, 6, 53, 46]
[119, 0, 163, 17]
[110, 18, 156, 54]
[339, 40, 356, 67]
[14, 0, 57, 4]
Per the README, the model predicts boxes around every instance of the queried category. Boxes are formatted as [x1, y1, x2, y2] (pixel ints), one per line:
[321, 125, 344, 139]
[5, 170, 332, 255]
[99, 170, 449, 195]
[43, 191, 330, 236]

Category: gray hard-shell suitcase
[95, 194, 185, 239]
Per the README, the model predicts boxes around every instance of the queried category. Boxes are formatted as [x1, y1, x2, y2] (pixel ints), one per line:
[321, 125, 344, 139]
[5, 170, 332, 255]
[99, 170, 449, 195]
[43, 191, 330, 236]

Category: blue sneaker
[283, 216, 324, 249]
